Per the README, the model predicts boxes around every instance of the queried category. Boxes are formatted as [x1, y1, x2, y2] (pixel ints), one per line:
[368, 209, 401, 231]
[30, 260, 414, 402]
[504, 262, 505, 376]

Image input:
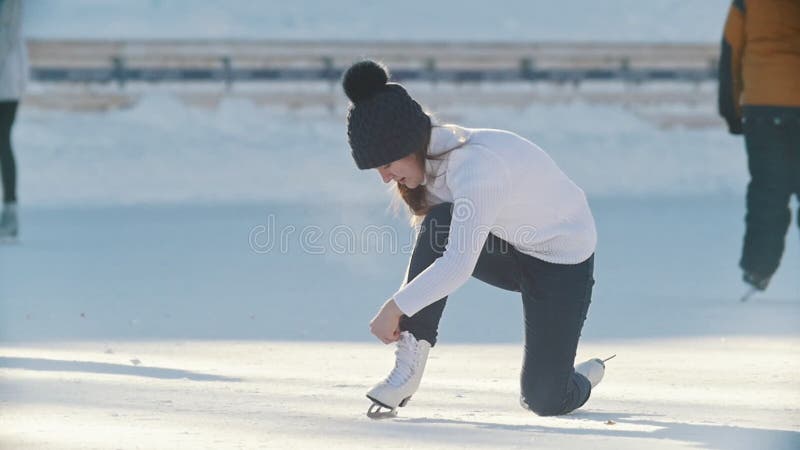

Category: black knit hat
[343, 60, 432, 170]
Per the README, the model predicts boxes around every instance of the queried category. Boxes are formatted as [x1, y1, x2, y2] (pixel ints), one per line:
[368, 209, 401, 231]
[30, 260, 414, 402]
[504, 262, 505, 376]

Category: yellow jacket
[718, 0, 800, 134]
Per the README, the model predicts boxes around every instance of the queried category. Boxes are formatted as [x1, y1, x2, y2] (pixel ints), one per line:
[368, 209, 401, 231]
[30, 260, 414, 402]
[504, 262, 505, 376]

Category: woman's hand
[370, 298, 404, 344]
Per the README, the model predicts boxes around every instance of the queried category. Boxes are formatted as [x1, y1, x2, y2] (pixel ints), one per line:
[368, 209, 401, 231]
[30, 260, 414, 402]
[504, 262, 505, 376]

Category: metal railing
[27, 39, 720, 86]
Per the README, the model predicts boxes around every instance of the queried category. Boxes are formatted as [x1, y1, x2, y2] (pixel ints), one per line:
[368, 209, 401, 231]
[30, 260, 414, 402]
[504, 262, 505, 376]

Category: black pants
[0, 101, 18, 204]
[741, 106, 800, 277]
[398, 202, 594, 416]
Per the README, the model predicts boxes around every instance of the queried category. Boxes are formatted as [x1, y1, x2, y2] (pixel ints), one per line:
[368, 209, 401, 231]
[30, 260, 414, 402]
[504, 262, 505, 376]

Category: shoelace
[385, 333, 418, 387]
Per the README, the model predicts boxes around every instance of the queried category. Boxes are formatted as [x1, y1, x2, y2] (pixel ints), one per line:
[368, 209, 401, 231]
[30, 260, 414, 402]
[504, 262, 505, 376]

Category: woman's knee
[521, 384, 567, 417]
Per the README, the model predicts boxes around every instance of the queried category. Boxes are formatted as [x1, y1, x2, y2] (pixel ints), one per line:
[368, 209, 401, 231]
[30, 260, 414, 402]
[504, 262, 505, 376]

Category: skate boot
[740, 271, 772, 301]
[0, 203, 18, 242]
[366, 331, 431, 419]
[743, 271, 771, 291]
[575, 354, 615, 389]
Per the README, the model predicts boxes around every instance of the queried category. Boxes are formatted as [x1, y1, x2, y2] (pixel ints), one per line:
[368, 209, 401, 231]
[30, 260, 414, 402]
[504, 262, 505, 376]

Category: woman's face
[376, 153, 424, 189]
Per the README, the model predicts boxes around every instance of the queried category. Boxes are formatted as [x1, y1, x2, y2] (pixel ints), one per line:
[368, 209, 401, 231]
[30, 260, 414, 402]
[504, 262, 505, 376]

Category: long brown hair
[392, 124, 468, 226]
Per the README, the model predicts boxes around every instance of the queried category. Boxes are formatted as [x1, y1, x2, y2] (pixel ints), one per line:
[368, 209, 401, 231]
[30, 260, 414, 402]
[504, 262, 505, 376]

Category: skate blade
[740, 287, 758, 302]
[366, 403, 397, 420]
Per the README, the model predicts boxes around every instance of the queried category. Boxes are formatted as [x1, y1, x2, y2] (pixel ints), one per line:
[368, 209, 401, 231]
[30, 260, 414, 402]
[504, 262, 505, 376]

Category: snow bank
[15, 94, 747, 208]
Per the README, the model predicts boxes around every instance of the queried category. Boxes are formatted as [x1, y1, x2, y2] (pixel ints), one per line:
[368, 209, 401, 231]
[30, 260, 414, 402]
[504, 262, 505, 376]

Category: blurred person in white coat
[0, 0, 27, 241]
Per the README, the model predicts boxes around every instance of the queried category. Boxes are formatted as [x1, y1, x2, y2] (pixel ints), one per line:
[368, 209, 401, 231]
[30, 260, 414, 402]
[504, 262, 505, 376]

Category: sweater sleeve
[718, 0, 746, 135]
[391, 146, 511, 317]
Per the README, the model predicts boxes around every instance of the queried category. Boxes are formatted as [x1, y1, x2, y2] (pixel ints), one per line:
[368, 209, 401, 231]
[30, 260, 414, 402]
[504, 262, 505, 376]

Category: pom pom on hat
[342, 60, 389, 103]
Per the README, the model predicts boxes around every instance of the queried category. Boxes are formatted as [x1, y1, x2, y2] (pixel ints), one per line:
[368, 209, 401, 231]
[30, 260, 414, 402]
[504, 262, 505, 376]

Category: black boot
[743, 271, 771, 291]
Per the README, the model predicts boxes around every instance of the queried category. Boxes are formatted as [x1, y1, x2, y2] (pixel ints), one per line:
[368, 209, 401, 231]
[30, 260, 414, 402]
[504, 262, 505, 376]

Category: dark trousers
[398, 202, 594, 416]
[741, 106, 800, 277]
[0, 101, 18, 204]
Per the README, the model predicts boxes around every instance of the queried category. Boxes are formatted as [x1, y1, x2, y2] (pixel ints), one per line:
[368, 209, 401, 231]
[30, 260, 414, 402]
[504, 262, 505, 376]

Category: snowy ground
[1, 338, 798, 450]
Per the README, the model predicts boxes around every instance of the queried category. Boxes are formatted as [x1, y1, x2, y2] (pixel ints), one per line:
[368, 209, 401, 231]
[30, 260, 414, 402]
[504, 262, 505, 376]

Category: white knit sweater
[391, 125, 597, 316]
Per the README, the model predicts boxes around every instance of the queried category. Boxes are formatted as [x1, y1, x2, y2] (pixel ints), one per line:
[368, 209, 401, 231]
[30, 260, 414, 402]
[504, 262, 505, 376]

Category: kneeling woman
[343, 60, 606, 418]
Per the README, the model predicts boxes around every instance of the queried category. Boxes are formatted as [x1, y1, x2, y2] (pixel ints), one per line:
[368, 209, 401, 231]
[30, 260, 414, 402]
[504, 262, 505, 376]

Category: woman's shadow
[398, 410, 799, 450]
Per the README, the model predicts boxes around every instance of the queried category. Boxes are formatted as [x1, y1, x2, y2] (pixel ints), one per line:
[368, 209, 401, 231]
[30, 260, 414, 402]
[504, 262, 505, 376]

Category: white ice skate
[366, 331, 431, 419]
[0, 203, 18, 243]
[575, 354, 615, 389]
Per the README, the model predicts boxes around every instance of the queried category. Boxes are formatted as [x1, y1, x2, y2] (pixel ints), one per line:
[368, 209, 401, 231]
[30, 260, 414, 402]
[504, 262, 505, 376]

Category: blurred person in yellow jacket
[718, 0, 800, 293]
